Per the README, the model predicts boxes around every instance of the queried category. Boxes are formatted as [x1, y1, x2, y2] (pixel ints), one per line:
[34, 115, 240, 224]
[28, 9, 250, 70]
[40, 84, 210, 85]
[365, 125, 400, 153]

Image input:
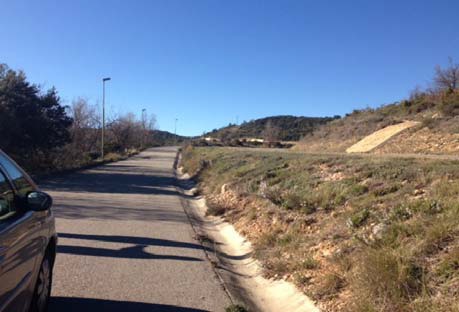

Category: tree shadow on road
[48, 297, 209, 312]
[59, 233, 210, 251]
[52, 202, 191, 223]
[57, 244, 203, 262]
[41, 171, 179, 196]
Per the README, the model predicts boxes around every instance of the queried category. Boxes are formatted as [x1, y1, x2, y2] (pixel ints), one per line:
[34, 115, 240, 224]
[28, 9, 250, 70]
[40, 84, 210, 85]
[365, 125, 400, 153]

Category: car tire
[29, 253, 53, 312]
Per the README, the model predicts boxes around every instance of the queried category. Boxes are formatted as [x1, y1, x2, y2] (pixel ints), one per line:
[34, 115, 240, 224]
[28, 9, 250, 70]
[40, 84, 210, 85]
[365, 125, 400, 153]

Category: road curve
[41, 147, 231, 312]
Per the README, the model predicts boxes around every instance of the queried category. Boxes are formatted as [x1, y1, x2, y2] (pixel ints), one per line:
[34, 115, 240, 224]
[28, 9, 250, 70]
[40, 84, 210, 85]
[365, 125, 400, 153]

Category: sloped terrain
[346, 121, 419, 153]
[182, 146, 459, 312]
[299, 91, 459, 155]
[375, 117, 459, 154]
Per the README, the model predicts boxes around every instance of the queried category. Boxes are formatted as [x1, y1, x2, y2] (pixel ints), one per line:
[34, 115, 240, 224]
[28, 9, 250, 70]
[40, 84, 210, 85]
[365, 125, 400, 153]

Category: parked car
[0, 149, 57, 312]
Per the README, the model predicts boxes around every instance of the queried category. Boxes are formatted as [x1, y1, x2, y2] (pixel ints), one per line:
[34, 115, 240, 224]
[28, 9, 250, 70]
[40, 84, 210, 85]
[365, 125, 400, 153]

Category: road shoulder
[175, 163, 319, 312]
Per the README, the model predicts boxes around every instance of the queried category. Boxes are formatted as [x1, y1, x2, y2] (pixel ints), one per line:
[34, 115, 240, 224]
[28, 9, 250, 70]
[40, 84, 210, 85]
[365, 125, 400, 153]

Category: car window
[0, 171, 15, 220]
[0, 154, 34, 197]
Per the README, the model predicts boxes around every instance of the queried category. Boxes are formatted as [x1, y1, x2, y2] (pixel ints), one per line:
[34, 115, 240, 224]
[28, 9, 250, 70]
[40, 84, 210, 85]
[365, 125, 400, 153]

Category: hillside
[182, 146, 459, 311]
[299, 90, 459, 154]
[206, 115, 338, 141]
[150, 129, 189, 146]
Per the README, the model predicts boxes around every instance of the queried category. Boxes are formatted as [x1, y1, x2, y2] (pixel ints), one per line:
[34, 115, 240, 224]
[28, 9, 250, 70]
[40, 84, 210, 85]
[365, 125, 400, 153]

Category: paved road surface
[40, 147, 230, 312]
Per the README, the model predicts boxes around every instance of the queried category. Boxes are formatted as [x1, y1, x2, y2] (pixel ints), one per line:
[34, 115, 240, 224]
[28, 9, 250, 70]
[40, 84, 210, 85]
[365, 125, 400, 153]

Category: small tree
[69, 98, 100, 155]
[434, 57, 459, 93]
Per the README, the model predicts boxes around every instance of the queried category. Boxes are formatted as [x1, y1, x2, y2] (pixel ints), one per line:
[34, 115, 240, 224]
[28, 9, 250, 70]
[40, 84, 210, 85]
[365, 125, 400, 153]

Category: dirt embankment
[375, 126, 459, 154]
[346, 121, 420, 153]
[298, 90, 459, 155]
[300, 120, 459, 156]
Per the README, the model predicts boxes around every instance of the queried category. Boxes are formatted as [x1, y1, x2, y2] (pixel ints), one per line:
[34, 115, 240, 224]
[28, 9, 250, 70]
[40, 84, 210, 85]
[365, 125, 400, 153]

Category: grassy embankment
[182, 146, 459, 312]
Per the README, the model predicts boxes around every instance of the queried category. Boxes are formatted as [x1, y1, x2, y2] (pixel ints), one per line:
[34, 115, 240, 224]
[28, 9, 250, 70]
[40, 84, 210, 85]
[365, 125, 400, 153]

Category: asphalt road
[40, 147, 231, 312]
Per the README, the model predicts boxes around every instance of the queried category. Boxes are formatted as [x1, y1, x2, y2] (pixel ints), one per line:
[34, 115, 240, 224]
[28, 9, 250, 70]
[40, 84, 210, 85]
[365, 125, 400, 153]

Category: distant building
[204, 137, 220, 142]
[242, 138, 264, 143]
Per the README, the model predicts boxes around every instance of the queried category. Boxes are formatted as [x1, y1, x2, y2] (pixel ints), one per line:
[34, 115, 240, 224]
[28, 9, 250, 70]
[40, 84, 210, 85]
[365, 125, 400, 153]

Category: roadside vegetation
[182, 146, 459, 311]
[0, 63, 171, 174]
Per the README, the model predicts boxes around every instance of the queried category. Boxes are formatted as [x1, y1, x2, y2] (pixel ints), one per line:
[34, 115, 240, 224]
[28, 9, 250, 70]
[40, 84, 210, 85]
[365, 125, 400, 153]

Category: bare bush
[434, 58, 459, 93]
[68, 98, 100, 157]
[107, 111, 157, 152]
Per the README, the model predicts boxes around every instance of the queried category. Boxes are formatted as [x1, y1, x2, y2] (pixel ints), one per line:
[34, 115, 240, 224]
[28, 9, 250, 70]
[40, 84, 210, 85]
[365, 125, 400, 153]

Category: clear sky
[1, 0, 458, 136]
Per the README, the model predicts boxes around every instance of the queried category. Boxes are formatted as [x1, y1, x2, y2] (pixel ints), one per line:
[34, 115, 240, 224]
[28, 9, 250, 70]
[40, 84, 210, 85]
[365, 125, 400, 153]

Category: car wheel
[30, 254, 52, 312]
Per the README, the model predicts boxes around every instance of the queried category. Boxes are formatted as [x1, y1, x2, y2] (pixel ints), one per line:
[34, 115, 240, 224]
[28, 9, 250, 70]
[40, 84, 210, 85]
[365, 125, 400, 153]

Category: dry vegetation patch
[181, 146, 459, 311]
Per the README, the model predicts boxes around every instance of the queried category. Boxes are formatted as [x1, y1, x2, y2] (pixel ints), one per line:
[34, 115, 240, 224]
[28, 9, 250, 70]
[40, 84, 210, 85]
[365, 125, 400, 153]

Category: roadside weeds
[175, 152, 320, 312]
[179, 145, 459, 312]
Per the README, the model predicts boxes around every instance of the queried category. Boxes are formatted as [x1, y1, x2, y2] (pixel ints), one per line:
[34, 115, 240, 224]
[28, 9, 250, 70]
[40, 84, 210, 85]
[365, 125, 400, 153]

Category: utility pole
[101, 77, 111, 160]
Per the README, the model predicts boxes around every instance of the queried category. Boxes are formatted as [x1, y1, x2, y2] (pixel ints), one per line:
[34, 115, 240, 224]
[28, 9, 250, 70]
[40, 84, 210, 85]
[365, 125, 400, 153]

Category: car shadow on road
[57, 244, 203, 262]
[48, 297, 209, 312]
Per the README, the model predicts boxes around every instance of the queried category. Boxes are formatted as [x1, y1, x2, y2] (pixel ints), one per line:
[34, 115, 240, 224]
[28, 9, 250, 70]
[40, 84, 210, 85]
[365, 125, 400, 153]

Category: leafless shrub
[434, 57, 459, 93]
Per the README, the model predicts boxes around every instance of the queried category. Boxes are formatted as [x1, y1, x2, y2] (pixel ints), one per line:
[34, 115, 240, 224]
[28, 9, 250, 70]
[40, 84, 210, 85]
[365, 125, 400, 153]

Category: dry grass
[181, 146, 459, 311]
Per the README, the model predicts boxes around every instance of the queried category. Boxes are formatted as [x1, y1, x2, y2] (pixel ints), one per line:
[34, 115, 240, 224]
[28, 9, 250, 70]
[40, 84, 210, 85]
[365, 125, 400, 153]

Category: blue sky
[1, 0, 458, 136]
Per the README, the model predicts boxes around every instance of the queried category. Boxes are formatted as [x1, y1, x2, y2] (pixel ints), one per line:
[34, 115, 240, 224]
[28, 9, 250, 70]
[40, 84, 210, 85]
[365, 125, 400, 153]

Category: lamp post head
[103, 77, 111, 82]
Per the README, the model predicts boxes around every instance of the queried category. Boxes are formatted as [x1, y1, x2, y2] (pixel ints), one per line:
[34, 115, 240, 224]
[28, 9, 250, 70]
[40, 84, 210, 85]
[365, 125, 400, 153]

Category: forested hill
[206, 115, 339, 141]
[150, 130, 188, 146]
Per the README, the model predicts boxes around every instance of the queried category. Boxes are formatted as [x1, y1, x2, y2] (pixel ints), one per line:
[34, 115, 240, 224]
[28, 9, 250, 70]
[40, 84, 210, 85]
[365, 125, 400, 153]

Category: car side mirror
[27, 191, 53, 211]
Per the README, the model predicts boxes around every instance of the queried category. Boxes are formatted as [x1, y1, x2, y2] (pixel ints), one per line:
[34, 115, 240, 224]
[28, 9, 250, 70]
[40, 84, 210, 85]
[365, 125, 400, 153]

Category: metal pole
[101, 77, 111, 160]
[142, 108, 146, 149]
[102, 80, 105, 160]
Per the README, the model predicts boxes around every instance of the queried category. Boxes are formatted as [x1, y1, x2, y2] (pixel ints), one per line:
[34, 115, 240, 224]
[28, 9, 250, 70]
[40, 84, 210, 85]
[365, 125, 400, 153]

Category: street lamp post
[101, 77, 111, 160]
[142, 108, 147, 149]
[174, 118, 178, 146]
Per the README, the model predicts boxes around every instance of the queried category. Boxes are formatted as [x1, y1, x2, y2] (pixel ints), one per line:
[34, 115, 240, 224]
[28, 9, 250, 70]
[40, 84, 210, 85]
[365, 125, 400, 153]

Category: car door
[0, 169, 26, 311]
[0, 156, 44, 312]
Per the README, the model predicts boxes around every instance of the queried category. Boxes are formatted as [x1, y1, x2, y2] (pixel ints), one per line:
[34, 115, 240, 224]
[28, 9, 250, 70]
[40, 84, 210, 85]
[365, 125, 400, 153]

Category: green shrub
[409, 200, 442, 215]
[390, 204, 412, 221]
[348, 209, 370, 228]
[371, 183, 400, 197]
[282, 191, 303, 210]
[225, 304, 249, 312]
[349, 183, 369, 196]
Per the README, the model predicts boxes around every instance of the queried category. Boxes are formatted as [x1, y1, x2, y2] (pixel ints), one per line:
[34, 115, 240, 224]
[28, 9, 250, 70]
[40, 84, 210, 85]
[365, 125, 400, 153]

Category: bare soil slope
[346, 121, 420, 153]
